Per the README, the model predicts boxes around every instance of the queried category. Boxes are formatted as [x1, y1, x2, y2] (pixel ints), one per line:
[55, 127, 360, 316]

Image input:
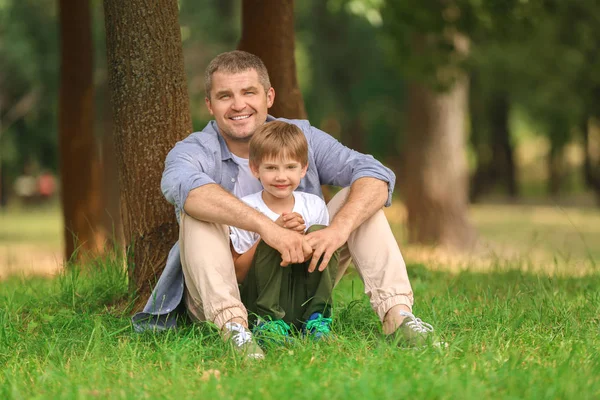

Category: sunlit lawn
[1, 200, 600, 399]
[0, 204, 62, 279]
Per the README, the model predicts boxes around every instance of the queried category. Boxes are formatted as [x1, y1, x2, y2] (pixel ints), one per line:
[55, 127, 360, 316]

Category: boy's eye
[287, 165, 297, 170]
[265, 166, 276, 170]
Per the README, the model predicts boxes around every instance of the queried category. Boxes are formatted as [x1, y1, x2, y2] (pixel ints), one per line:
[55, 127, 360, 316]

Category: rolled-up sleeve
[308, 124, 396, 207]
[161, 139, 217, 212]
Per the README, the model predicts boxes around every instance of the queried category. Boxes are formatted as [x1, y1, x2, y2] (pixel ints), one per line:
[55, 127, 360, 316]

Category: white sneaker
[388, 310, 435, 347]
[223, 322, 265, 360]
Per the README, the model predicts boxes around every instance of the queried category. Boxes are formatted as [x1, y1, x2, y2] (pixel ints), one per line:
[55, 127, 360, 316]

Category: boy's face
[250, 156, 308, 200]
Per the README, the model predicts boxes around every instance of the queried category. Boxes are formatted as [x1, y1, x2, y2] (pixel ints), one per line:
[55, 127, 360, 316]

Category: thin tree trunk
[238, 0, 307, 119]
[469, 70, 491, 202]
[58, 0, 106, 261]
[103, 0, 192, 305]
[489, 92, 518, 197]
[547, 138, 564, 196]
[582, 117, 600, 204]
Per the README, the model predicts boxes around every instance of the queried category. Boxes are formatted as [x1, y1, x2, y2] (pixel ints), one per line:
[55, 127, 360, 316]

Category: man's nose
[231, 95, 245, 111]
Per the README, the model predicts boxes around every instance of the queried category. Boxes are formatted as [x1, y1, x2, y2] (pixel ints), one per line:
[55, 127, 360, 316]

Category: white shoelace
[399, 311, 434, 333]
[224, 322, 253, 346]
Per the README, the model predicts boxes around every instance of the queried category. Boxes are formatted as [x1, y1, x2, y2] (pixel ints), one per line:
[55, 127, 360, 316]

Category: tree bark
[405, 33, 476, 249]
[100, 80, 123, 250]
[58, 0, 106, 261]
[103, 0, 192, 305]
[238, 0, 307, 119]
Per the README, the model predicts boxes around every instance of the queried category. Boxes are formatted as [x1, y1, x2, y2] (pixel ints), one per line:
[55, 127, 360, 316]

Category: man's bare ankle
[382, 304, 412, 335]
[222, 317, 248, 331]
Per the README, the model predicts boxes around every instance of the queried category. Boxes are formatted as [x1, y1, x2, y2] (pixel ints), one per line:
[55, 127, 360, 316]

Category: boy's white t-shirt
[230, 191, 329, 254]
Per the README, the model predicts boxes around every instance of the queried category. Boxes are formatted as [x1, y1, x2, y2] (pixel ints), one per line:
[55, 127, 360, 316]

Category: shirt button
[231, 178, 236, 182]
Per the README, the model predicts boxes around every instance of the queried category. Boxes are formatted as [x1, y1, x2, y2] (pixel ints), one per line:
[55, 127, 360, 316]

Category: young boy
[229, 121, 338, 341]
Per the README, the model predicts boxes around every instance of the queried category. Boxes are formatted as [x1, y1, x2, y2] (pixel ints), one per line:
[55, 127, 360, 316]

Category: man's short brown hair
[249, 121, 308, 167]
[204, 50, 271, 98]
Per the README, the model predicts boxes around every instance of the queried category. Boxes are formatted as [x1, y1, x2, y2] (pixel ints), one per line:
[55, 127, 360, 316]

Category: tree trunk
[103, 0, 192, 305]
[582, 118, 600, 203]
[238, 0, 307, 119]
[489, 92, 518, 197]
[547, 138, 564, 197]
[405, 59, 476, 249]
[469, 70, 491, 202]
[58, 0, 106, 261]
[470, 84, 517, 201]
[100, 80, 123, 250]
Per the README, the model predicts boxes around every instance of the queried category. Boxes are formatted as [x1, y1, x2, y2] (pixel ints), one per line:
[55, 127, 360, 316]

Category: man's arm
[184, 183, 310, 266]
[305, 177, 388, 272]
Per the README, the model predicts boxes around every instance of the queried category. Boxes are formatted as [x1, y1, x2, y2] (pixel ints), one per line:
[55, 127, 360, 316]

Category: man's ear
[266, 87, 275, 109]
[205, 97, 214, 115]
[300, 162, 308, 179]
[249, 162, 260, 179]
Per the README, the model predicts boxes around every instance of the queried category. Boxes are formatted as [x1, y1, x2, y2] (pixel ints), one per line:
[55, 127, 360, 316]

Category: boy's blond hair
[249, 121, 308, 167]
[204, 50, 271, 99]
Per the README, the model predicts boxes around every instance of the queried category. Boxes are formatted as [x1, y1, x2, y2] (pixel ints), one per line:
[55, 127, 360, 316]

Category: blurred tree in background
[58, 0, 106, 261]
[238, 0, 306, 119]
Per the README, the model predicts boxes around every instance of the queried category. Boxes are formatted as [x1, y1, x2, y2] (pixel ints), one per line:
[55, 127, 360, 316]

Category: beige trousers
[181, 188, 414, 329]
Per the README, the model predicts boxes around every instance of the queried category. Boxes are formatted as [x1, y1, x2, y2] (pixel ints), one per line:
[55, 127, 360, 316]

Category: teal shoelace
[256, 319, 291, 336]
[306, 315, 332, 334]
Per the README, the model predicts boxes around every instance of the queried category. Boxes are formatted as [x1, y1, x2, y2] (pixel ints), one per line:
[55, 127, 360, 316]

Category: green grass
[1, 259, 599, 399]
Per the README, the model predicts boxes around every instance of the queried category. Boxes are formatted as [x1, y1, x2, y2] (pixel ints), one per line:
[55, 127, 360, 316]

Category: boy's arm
[232, 241, 260, 284]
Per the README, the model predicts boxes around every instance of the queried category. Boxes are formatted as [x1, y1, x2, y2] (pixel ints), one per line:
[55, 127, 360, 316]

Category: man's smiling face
[205, 69, 275, 149]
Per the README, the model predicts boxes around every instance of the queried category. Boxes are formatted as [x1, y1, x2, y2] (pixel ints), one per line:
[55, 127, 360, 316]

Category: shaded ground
[1, 199, 599, 279]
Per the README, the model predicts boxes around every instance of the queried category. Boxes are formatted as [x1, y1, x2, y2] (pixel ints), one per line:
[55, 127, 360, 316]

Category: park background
[0, 1, 599, 398]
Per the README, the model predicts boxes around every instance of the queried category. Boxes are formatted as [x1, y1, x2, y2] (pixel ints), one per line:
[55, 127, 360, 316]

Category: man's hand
[260, 224, 313, 266]
[305, 224, 350, 272]
[274, 212, 306, 233]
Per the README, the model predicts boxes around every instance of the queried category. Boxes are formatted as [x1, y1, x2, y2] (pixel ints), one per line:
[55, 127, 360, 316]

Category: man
[133, 50, 433, 359]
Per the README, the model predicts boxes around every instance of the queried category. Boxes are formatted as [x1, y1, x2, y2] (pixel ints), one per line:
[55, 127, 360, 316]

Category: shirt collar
[213, 121, 234, 162]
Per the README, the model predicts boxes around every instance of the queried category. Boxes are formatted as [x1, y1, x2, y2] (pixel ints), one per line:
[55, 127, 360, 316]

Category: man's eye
[245, 91, 255, 96]
[219, 95, 230, 100]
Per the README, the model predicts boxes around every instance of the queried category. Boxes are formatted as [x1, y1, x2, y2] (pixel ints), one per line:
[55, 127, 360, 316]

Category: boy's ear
[300, 162, 308, 178]
[249, 162, 260, 178]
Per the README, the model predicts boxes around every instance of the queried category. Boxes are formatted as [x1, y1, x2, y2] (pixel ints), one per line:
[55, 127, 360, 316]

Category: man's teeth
[231, 115, 251, 120]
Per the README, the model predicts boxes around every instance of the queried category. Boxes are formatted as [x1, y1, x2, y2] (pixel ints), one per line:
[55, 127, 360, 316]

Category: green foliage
[0, 0, 59, 178]
[297, 0, 405, 161]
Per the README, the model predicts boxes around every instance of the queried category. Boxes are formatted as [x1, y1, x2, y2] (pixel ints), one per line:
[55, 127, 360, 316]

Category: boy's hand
[275, 212, 306, 233]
